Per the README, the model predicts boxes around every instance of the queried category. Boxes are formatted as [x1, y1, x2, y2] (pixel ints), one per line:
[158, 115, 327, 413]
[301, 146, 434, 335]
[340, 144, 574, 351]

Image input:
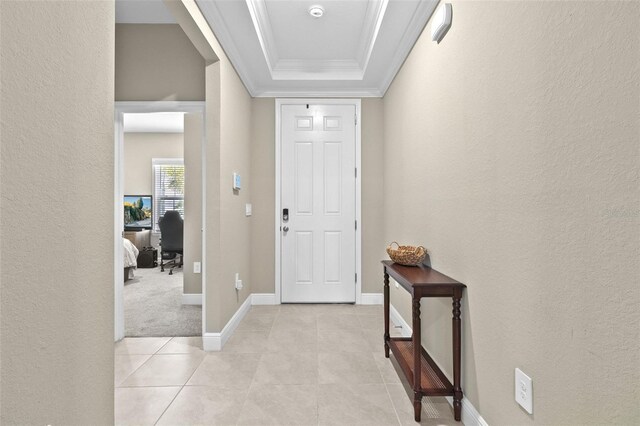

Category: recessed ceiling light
[309, 5, 324, 18]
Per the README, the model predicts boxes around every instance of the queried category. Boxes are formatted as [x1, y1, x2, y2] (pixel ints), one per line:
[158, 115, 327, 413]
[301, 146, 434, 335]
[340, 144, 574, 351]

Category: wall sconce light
[431, 3, 452, 43]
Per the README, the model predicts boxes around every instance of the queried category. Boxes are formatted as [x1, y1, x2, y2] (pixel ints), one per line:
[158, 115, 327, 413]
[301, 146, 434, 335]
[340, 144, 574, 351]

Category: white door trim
[114, 101, 206, 341]
[275, 98, 362, 304]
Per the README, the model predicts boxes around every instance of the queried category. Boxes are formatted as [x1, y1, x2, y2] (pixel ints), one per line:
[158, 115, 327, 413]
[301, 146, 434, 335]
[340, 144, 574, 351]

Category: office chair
[158, 210, 183, 275]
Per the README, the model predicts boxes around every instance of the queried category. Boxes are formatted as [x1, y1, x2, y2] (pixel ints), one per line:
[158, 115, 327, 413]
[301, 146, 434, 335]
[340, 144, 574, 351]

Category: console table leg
[452, 295, 463, 421]
[412, 297, 422, 421]
[453, 390, 462, 421]
[413, 391, 422, 422]
[383, 270, 390, 358]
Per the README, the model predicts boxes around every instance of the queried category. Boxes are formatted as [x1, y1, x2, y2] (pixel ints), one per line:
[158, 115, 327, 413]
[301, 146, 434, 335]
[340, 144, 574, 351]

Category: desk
[124, 230, 151, 251]
[382, 260, 466, 422]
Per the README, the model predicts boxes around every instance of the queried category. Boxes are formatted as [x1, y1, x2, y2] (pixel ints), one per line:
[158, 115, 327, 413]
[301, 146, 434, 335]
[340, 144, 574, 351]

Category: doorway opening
[114, 102, 206, 341]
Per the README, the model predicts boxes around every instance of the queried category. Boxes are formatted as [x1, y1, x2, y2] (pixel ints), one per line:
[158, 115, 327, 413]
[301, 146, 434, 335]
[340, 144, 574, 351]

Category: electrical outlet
[515, 368, 533, 414]
[193, 262, 201, 274]
[235, 273, 243, 290]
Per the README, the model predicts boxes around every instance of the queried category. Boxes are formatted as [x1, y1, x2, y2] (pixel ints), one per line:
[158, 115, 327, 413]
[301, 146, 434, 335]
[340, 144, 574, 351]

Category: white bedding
[123, 238, 139, 268]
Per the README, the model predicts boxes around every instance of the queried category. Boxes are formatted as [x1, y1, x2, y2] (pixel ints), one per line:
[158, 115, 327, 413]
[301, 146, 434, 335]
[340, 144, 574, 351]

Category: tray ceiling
[197, 0, 438, 97]
[116, 0, 439, 97]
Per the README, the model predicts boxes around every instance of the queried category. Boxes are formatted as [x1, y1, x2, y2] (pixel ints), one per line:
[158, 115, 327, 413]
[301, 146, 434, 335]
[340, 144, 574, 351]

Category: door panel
[295, 142, 314, 215]
[281, 103, 356, 303]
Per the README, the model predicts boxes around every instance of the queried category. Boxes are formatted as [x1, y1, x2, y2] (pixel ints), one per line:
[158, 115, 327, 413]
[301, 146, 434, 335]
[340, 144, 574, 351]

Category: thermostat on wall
[233, 172, 241, 190]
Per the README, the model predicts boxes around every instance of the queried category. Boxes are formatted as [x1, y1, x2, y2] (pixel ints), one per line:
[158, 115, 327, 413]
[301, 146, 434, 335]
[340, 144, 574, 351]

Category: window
[152, 158, 184, 232]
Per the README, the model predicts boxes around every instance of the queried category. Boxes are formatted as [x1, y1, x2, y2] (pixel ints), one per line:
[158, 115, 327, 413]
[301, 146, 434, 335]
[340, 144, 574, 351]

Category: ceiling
[115, 0, 176, 23]
[123, 113, 185, 133]
[116, 0, 439, 97]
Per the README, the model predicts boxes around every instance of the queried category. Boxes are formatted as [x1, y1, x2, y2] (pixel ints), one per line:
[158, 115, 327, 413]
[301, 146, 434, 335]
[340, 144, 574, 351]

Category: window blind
[153, 158, 185, 232]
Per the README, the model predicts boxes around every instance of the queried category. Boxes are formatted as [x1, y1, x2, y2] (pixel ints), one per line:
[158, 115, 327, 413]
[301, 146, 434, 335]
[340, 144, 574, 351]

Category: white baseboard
[202, 333, 222, 351]
[182, 293, 202, 305]
[202, 295, 252, 351]
[360, 293, 383, 305]
[445, 397, 488, 426]
[252, 293, 278, 305]
[389, 304, 487, 425]
[389, 303, 412, 337]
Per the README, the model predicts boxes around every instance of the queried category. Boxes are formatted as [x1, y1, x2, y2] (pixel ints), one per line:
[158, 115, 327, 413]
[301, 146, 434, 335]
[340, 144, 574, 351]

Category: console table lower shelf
[388, 338, 454, 396]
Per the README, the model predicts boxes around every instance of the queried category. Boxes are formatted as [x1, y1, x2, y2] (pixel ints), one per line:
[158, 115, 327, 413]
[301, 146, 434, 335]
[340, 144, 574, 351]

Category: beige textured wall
[384, 1, 640, 424]
[0, 1, 114, 424]
[360, 99, 386, 293]
[203, 61, 254, 332]
[249, 98, 386, 295]
[124, 133, 183, 195]
[183, 114, 203, 294]
[250, 98, 276, 294]
[167, 0, 254, 333]
[218, 59, 253, 327]
[115, 24, 205, 101]
[204, 62, 223, 331]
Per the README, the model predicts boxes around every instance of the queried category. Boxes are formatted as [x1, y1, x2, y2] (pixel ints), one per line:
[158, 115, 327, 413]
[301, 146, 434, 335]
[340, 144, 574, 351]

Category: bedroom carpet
[124, 266, 201, 337]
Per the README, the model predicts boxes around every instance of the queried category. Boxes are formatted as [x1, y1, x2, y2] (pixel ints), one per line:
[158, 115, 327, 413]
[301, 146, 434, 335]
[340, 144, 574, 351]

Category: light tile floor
[115, 304, 462, 425]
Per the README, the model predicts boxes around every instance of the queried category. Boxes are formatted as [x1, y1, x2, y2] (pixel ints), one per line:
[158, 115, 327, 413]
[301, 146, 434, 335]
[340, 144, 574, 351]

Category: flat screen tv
[124, 195, 152, 230]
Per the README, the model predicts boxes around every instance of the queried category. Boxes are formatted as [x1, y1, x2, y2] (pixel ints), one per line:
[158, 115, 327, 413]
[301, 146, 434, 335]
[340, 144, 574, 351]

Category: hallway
[114, 304, 459, 425]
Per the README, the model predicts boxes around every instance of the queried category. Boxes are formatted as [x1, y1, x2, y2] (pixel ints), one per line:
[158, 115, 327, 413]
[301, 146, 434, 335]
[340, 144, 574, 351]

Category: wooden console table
[382, 260, 466, 422]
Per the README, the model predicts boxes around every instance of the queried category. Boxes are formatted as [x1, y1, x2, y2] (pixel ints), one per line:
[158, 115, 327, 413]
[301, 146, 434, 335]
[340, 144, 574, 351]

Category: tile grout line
[369, 312, 403, 426]
[152, 385, 183, 426]
[265, 306, 278, 340]
[381, 319, 404, 425]
[153, 346, 207, 426]
[384, 382, 404, 426]
[234, 305, 275, 425]
[156, 337, 174, 353]
[115, 337, 172, 387]
[115, 354, 153, 388]
[380, 363, 404, 426]
[235, 355, 260, 425]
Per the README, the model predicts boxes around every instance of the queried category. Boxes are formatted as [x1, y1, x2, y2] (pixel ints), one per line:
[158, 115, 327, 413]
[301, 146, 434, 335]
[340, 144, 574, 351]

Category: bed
[123, 238, 139, 282]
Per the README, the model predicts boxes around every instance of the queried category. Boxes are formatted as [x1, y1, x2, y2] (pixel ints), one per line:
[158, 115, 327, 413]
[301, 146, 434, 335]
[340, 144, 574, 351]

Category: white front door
[280, 102, 357, 303]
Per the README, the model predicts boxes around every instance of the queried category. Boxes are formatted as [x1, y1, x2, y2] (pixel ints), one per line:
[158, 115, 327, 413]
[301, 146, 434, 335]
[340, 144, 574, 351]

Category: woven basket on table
[386, 242, 427, 266]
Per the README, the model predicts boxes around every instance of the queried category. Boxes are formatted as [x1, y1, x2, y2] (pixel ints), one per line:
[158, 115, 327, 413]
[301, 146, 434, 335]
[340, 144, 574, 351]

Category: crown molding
[377, 0, 439, 96]
[198, 0, 258, 96]
[272, 59, 363, 80]
[356, 0, 389, 72]
[254, 88, 384, 98]
[245, 0, 279, 71]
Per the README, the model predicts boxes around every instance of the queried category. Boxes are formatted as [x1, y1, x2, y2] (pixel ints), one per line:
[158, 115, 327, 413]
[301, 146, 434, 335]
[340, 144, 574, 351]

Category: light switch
[233, 172, 241, 190]
[245, 203, 252, 216]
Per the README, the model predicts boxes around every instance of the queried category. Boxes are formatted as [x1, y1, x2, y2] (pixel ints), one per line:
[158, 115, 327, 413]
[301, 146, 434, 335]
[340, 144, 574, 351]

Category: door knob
[283, 226, 289, 232]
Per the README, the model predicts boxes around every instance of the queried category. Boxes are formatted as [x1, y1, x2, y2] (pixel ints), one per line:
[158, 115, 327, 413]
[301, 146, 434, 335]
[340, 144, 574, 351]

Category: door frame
[275, 98, 362, 304]
[114, 101, 206, 341]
